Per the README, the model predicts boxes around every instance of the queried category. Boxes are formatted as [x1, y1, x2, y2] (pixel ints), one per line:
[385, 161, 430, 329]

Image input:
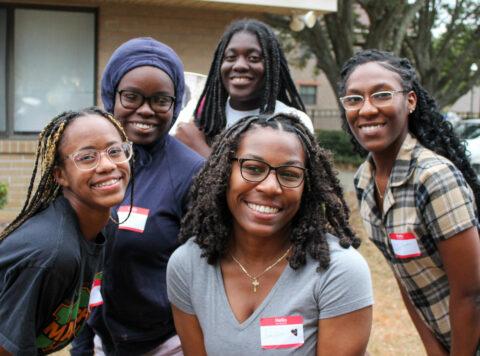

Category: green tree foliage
[0, 182, 7, 209]
[267, 0, 480, 109]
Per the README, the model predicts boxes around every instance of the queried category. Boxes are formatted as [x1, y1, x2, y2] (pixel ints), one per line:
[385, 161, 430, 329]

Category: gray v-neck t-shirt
[167, 234, 373, 355]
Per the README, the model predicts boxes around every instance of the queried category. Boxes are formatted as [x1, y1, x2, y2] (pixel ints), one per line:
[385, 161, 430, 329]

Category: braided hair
[194, 19, 306, 145]
[338, 49, 480, 213]
[0, 107, 132, 241]
[180, 113, 359, 271]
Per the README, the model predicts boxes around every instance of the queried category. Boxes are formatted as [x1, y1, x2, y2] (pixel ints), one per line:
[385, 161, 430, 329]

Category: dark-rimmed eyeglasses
[233, 158, 306, 188]
[64, 142, 133, 171]
[118, 90, 175, 113]
[339, 90, 408, 111]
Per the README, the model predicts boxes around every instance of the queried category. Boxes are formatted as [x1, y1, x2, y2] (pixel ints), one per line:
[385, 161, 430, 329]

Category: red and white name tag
[389, 232, 421, 259]
[260, 315, 304, 349]
[117, 206, 149, 233]
[88, 273, 103, 310]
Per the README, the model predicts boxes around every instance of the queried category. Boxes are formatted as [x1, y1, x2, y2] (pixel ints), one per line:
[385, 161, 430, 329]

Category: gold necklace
[374, 178, 384, 199]
[230, 246, 292, 293]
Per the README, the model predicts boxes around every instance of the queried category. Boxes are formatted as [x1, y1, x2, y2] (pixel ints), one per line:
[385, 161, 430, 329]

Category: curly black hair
[194, 18, 306, 145]
[338, 49, 480, 212]
[179, 113, 359, 271]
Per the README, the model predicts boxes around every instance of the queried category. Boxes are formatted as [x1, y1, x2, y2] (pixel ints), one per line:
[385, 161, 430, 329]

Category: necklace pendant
[252, 278, 260, 292]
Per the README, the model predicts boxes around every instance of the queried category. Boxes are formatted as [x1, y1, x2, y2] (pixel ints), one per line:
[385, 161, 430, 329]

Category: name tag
[118, 206, 149, 233]
[88, 273, 103, 310]
[389, 232, 421, 259]
[260, 316, 304, 349]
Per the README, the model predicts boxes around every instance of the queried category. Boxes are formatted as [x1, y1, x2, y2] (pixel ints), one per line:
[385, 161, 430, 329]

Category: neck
[371, 131, 408, 179]
[63, 193, 110, 241]
[230, 228, 291, 264]
[229, 96, 263, 111]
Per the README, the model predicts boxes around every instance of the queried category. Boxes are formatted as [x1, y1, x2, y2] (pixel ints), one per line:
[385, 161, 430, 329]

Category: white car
[453, 119, 480, 178]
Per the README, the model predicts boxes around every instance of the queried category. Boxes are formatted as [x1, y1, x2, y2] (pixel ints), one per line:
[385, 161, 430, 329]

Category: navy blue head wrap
[101, 37, 185, 124]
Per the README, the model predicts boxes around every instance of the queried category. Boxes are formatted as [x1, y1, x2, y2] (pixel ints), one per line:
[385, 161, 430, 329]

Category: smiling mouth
[247, 202, 279, 214]
[230, 77, 253, 85]
[92, 178, 121, 189]
[130, 122, 156, 130]
[359, 123, 385, 133]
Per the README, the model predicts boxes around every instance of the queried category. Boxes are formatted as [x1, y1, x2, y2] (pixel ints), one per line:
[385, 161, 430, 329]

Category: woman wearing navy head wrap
[77, 37, 204, 356]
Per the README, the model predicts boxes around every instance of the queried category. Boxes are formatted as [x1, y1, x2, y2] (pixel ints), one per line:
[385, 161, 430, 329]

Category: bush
[316, 130, 364, 167]
[0, 182, 7, 209]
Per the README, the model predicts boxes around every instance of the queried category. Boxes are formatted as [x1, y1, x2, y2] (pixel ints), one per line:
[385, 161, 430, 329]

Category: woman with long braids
[0, 107, 131, 355]
[73, 38, 205, 356]
[338, 49, 480, 354]
[175, 19, 314, 157]
[167, 113, 373, 355]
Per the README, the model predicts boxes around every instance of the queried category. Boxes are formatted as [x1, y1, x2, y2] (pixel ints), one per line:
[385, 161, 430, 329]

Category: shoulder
[274, 100, 314, 133]
[168, 238, 203, 269]
[165, 136, 205, 174]
[325, 234, 370, 273]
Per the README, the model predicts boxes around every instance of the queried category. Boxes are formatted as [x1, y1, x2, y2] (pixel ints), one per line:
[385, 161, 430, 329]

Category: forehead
[225, 31, 262, 52]
[60, 115, 123, 153]
[345, 62, 403, 92]
[236, 126, 305, 164]
[117, 65, 174, 94]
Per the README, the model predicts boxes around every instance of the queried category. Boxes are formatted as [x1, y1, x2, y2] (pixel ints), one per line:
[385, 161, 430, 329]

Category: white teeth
[231, 77, 251, 84]
[360, 124, 384, 133]
[133, 122, 154, 129]
[93, 178, 119, 188]
[247, 203, 279, 214]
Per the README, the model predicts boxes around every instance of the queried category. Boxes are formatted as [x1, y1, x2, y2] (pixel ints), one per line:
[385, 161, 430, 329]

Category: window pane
[14, 9, 94, 132]
[0, 8, 6, 131]
[300, 85, 317, 106]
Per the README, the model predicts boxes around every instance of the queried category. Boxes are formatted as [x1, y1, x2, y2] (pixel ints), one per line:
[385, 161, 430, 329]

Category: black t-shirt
[0, 196, 105, 355]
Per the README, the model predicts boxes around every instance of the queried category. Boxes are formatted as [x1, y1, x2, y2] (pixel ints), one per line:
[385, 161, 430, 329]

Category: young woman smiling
[174, 19, 314, 157]
[167, 113, 373, 355]
[0, 108, 131, 356]
[339, 49, 480, 355]
[73, 38, 204, 356]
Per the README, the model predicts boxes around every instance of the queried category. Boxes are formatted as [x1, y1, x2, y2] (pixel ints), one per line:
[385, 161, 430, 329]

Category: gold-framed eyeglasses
[339, 90, 408, 111]
[118, 90, 175, 113]
[233, 158, 306, 188]
[64, 142, 133, 171]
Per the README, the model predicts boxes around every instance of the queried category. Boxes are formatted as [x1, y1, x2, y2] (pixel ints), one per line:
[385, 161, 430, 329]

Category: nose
[96, 152, 116, 173]
[358, 96, 378, 116]
[136, 99, 155, 116]
[232, 56, 249, 71]
[256, 170, 282, 195]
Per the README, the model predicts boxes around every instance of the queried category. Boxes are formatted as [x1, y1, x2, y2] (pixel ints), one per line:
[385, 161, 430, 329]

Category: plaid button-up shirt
[354, 133, 479, 350]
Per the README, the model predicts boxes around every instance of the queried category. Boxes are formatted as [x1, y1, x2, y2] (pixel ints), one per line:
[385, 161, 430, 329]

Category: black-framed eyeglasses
[339, 90, 408, 111]
[233, 158, 306, 188]
[64, 142, 133, 171]
[117, 90, 175, 113]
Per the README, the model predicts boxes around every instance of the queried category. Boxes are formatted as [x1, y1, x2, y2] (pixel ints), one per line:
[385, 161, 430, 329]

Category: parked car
[452, 118, 480, 179]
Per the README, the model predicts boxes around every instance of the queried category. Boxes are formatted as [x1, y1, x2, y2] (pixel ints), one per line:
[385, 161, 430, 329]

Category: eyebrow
[347, 82, 399, 94]
[75, 141, 121, 151]
[118, 87, 174, 96]
[242, 154, 304, 166]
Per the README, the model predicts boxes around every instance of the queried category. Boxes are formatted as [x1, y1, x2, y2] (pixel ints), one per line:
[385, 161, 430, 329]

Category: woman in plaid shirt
[338, 49, 480, 355]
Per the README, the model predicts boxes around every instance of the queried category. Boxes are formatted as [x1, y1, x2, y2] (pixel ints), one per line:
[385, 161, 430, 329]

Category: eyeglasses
[233, 158, 306, 188]
[118, 90, 175, 113]
[339, 90, 408, 111]
[64, 142, 133, 171]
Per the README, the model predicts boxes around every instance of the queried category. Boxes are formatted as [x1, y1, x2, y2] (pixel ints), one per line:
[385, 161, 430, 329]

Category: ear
[407, 90, 417, 113]
[53, 165, 69, 188]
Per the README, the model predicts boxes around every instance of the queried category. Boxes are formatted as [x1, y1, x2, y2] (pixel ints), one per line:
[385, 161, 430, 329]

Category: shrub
[316, 130, 364, 167]
[0, 182, 7, 209]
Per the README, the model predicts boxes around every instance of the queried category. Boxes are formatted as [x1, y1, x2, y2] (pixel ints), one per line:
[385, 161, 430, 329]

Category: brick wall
[0, 140, 37, 223]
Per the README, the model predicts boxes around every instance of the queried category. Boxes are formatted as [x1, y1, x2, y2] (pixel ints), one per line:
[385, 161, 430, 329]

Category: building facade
[0, 0, 336, 222]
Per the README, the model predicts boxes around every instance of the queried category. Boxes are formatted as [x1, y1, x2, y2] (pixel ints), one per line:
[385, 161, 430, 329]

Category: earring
[409, 108, 414, 114]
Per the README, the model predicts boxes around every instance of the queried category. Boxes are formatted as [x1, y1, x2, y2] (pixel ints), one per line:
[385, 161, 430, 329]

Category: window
[299, 85, 317, 106]
[0, 6, 96, 135]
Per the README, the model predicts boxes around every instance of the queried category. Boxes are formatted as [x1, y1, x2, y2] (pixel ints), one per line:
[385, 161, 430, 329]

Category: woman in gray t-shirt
[167, 113, 373, 355]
